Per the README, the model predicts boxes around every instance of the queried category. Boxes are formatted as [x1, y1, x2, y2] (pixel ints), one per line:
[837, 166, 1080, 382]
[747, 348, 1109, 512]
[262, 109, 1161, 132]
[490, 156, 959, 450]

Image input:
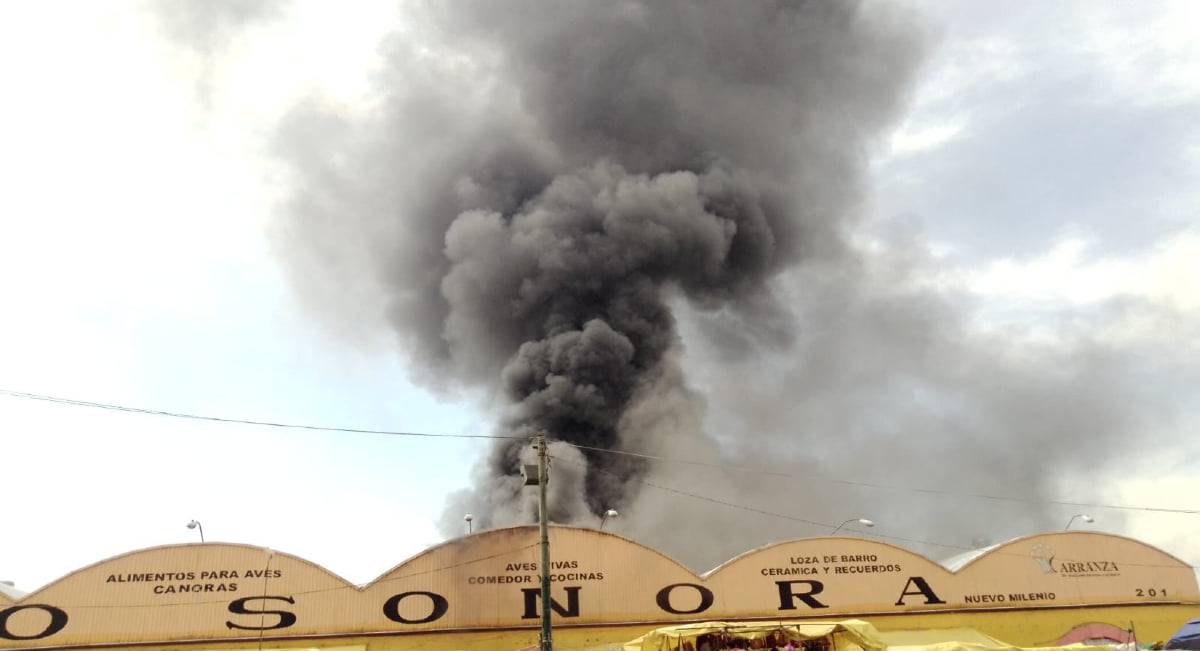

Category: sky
[1, 1, 1197, 593]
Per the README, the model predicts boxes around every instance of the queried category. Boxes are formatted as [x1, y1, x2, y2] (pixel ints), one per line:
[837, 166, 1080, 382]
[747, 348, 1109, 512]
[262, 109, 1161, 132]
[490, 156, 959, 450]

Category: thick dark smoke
[448, 163, 797, 520]
[140, 0, 1196, 571]
[272, 0, 926, 552]
[267, 0, 1200, 570]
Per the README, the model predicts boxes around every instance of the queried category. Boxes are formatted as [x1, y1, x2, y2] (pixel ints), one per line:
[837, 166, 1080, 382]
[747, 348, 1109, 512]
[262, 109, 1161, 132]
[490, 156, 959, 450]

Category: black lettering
[894, 576, 946, 605]
[521, 587, 581, 619]
[0, 604, 69, 640]
[655, 583, 714, 615]
[225, 596, 297, 631]
[775, 580, 828, 610]
[382, 591, 449, 624]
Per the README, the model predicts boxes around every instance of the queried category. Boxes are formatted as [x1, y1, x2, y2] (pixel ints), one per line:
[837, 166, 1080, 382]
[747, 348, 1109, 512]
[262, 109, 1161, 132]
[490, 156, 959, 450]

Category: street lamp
[831, 518, 875, 535]
[186, 520, 205, 543]
[464, 513, 474, 534]
[600, 509, 619, 530]
[1065, 514, 1094, 530]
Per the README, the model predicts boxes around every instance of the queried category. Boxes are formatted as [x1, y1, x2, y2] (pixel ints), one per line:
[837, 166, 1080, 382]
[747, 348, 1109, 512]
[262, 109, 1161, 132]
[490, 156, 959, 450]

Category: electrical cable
[564, 443, 1199, 516]
[3, 387, 1192, 516]
[0, 388, 523, 440]
[555, 455, 1199, 571]
[8, 390, 1194, 616]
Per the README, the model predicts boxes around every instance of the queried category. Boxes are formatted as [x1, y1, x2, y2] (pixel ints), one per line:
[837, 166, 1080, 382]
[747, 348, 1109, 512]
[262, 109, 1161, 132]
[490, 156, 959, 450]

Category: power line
[565, 443, 1199, 516]
[0, 388, 524, 440]
[555, 454, 882, 535]
[564, 456, 1200, 569]
[556, 455, 1199, 571]
[4, 387, 1192, 516]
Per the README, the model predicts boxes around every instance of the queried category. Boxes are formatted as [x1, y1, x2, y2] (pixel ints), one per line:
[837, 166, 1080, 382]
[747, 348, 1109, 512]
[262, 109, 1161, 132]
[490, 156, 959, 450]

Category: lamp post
[831, 518, 875, 535]
[600, 509, 619, 530]
[464, 514, 474, 535]
[1065, 514, 1094, 530]
[186, 520, 204, 543]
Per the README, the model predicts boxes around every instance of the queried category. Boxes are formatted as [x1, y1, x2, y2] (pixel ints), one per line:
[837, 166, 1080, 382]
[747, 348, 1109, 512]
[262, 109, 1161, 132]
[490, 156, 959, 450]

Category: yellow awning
[878, 628, 1109, 651]
[621, 620, 1111, 651]
[622, 618, 886, 651]
[877, 628, 1012, 648]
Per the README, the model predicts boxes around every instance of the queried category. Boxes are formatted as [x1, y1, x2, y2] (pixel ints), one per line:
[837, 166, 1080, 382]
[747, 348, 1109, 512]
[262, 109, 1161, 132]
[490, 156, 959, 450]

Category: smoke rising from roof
[273, 0, 924, 540]
[269, 1, 1194, 569]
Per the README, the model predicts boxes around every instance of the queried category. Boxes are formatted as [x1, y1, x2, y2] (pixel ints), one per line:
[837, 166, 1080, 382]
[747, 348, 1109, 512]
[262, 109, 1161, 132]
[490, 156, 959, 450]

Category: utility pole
[536, 433, 553, 651]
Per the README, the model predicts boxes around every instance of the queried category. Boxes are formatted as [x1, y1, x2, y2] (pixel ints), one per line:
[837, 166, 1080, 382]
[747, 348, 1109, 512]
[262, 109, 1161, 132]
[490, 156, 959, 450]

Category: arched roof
[16, 541, 356, 603]
[703, 535, 950, 578]
[941, 531, 1198, 573]
[2, 528, 1194, 650]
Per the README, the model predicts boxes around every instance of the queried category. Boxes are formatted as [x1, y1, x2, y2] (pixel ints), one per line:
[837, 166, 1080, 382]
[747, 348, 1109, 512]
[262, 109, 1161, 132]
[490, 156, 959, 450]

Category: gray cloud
[877, 0, 1200, 259]
[664, 224, 1199, 565]
[148, 0, 290, 54]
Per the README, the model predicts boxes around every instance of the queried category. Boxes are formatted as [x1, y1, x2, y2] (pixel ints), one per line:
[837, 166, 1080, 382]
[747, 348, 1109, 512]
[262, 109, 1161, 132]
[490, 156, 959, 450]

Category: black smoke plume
[268, 0, 1200, 571]
[272, 0, 926, 544]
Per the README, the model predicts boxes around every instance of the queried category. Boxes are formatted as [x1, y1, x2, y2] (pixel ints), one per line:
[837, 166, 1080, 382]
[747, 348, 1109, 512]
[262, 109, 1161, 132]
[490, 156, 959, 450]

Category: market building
[3, 528, 1197, 650]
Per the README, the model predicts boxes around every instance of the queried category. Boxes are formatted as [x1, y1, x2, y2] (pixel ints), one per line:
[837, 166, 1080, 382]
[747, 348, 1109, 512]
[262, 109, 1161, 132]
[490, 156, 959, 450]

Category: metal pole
[537, 434, 553, 651]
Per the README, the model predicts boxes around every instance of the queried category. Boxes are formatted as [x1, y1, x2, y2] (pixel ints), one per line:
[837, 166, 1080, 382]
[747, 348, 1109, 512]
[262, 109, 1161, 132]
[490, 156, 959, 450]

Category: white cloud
[1075, 0, 1200, 108]
[901, 230, 1200, 352]
[200, 2, 400, 122]
[1102, 449, 1200, 568]
[963, 230, 1200, 311]
[0, 3, 484, 592]
[888, 118, 967, 157]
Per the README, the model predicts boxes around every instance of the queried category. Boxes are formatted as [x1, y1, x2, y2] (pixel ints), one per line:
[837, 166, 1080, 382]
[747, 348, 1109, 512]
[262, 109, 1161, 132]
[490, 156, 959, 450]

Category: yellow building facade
[3, 528, 1197, 650]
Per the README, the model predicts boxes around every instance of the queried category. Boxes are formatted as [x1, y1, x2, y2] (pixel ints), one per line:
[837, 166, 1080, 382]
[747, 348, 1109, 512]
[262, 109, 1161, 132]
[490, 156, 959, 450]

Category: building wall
[33, 605, 1198, 651]
[3, 528, 1196, 650]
